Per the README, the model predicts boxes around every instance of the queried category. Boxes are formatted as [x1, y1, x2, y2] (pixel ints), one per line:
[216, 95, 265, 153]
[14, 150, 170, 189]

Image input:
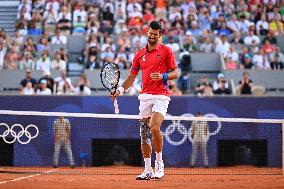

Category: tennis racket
[100, 62, 120, 114]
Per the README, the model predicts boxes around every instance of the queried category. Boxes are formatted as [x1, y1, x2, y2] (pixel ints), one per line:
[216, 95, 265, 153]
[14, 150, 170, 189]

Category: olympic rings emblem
[0, 123, 39, 144]
[163, 113, 222, 146]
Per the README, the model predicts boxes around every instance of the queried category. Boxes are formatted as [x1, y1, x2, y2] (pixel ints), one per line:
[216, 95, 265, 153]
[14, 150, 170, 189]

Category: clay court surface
[0, 166, 284, 189]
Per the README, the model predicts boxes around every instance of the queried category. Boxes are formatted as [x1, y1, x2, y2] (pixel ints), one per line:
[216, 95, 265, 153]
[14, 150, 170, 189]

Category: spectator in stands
[59, 47, 68, 63]
[23, 37, 37, 55]
[268, 14, 283, 36]
[45, 0, 60, 13]
[55, 71, 74, 95]
[195, 75, 213, 96]
[168, 80, 182, 96]
[86, 19, 100, 34]
[244, 28, 260, 46]
[256, 14, 269, 35]
[74, 72, 91, 95]
[0, 41, 7, 70]
[199, 36, 213, 53]
[114, 0, 127, 21]
[215, 34, 231, 56]
[182, 31, 197, 52]
[51, 51, 66, 71]
[20, 69, 37, 91]
[253, 49, 271, 70]
[117, 32, 131, 51]
[262, 39, 275, 55]
[36, 50, 51, 72]
[230, 31, 244, 45]
[36, 79, 52, 95]
[225, 46, 239, 63]
[269, 46, 284, 63]
[227, 14, 242, 33]
[270, 54, 284, 70]
[19, 52, 35, 70]
[239, 14, 251, 34]
[20, 81, 35, 95]
[11, 30, 24, 47]
[213, 73, 229, 91]
[225, 56, 238, 70]
[27, 20, 42, 35]
[38, 70, 55, 93]
[17, 6, 31, 21]
[165, 36, 180, 54]
[263, 30, 278, 45]
[88, 54, 101, 70]
[57, 6, 72, 35]
[43, 4, 58, 24]
[239, 71, 253, 95]
[76, 72, 91, 89]
[15, 20, 28, 36]
[18, 0, 32, 14]
[240, 53, 254, 70]
[51, 28, 67, 44]
[37, 36, 50, 53]
[5, 46, 20, 70]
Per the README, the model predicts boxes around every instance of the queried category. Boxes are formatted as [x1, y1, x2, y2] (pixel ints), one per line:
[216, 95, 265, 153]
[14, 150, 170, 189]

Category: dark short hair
[149, 21, 163, 33]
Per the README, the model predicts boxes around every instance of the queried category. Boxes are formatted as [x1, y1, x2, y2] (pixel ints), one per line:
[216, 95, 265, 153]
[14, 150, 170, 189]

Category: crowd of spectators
[0, 0, 284, 96]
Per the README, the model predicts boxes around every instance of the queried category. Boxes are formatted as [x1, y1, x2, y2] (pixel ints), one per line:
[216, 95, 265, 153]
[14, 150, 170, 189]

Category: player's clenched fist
[150, 72, 162, 80]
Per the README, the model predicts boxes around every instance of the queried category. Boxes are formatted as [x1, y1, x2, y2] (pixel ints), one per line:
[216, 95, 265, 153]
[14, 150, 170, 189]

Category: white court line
[0, 169, 55, 185]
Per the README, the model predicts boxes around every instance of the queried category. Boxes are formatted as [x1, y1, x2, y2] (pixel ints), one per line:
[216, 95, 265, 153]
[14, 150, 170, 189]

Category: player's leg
[53, 140, 62, 168]
[63, 141, 75, 168]
[136, 97, 154, 180]
[150, 97, 170, 179]
[150, 112, 165, 179]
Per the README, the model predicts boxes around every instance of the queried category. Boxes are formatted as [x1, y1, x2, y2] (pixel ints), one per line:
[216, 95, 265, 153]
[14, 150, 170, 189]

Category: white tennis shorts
[138, 93, 171, 119]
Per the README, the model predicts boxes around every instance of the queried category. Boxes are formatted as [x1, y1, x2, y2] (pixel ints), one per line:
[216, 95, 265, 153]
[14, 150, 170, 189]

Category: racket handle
[114, 99, 119, 114]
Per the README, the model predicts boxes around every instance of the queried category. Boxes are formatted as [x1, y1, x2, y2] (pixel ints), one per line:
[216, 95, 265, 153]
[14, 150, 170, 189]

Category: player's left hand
[150, 72, 162, 80]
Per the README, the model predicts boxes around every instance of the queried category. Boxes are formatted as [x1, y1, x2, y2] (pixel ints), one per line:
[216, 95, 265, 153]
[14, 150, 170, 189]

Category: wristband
[162, 73, 169, 86]
[117, 86, 125, 94]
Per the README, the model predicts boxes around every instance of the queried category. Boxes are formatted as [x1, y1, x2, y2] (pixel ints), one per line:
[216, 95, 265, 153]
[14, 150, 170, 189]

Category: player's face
[147, 28, 161, 46]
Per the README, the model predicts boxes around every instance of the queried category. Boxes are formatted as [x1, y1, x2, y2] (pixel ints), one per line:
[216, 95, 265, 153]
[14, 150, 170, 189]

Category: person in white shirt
[45, 0, 60, 13]
[36, 79, 52, 95]
[215, 34, 231, 56]
[51, 29, 67, 45]
[191, 112, 209, 167]
[55, 71, 74, 94]
[51, 51, 66, 71]
[244, 29, 260, 46]
[74, 84, 91, 95]
[20, 81, 35, 95]
[73, 4, 87, 23]
[36, 50, 51, 72]
[256, 15, 269, 34]
[227, 14, 241, 32]
[253, 49, 271, 70]
[165, 36, 180, 53]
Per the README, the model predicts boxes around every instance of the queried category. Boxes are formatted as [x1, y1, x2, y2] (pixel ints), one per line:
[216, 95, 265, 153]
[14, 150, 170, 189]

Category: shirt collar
[145, 43, 162, 52]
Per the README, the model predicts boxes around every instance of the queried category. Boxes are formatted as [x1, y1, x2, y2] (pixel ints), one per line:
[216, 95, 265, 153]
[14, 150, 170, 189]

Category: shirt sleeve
[130, 52, 140, 75]
[166, 47, 177, 70]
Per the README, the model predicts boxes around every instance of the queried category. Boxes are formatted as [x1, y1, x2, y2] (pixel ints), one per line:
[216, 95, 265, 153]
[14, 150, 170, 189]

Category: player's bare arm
[111, 73, 137, 100]
[150, 68, 178, 81]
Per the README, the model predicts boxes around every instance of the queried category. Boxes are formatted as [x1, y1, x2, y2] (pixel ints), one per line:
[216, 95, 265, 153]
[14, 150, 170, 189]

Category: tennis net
[0, 110, 283, 175]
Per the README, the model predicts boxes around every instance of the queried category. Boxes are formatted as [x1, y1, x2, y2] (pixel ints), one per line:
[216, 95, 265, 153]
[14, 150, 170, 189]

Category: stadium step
[0, 1, 18, 36]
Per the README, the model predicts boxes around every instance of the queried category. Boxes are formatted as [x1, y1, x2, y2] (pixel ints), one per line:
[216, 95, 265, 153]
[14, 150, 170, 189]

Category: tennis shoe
[136, 168, 154, 180]
[154, 160, 164, 179]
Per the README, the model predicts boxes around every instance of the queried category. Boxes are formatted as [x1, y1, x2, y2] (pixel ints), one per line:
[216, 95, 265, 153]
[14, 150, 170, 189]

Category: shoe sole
[136, 177, 153, 180]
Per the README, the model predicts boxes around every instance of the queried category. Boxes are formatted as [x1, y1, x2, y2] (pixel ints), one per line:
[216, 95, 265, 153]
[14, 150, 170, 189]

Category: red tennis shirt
[130, 43, 177, 96]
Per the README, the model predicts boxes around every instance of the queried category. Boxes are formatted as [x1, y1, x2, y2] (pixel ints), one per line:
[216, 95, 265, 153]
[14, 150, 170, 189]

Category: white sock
[155, 151, 163, 162]
[144, 158, 151, 171]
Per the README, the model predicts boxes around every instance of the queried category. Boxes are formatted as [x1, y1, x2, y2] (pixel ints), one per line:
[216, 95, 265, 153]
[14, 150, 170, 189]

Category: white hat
[217, 73, 224, 78]
[186, 31, 192, 36]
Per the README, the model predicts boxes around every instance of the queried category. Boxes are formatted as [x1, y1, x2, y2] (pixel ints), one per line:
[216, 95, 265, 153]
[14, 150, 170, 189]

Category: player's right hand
[110, 90, 120, 101]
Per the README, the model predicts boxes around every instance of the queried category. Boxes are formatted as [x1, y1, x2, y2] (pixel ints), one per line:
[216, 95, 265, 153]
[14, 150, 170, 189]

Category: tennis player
[112, 20, 178, 180]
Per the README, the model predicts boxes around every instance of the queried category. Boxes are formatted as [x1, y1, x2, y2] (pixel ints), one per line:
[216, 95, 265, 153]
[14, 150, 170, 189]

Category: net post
[282, 122, 284, 176]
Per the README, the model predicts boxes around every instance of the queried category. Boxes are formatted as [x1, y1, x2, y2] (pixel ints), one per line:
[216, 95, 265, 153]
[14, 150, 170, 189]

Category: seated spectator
[0, 41, 7, 69]
[256, 14, 269, 35]
[31, 9, 43, 28]
[17, 6, 31, 21]
[270, 54, 284, 70]
[230, 31, 244, 45]
[225, 56, 238, 70]
[20, 69, 37, 91]
[169, 80, 182, 96]
[55, 71, 74, 95]
[51, 51, 67, 71]
[132, 30, 147, 48]
[225, 46, 239, 62]
[23, 37, 37, 55]
[213, 80, 231, 95]
[73, 15, 86, 34]
[37, 36, 50, 53]
[269, 14, 284, 36]
[36, 50, 51, 72]
[11, 30, 24, 47]
[4, 46, 20, 70]
[199, 36, 213, 53]
[20, 81, 35, 95]
[244, 29, 260, 46]
[117, 32, 131, 51]
[269, 46, 284, 63]
[27, 20, 42, 35]
[252, 49, 271, 70]
[43, 4, 58, 24]
[88, 55, 101, 70]
[188, 21, 202, 36]
[262, 30, 278, 45]
[36, 79, 52, 95]
[182, 32, 197, 52]
[216, 23, 231, 37]
[262, 39, 275, 54]
[239, 71, 253, 95]
[45, 0, 60, 13]
[38, 70, 55, 93]
[76, 72, 91, 88]
[51, 28, 67, 44]
[195, 75, 212, 96]
[57, 6, 72, 35]
[213, 73, 229, 91]
[240, 54, 254, 69]
[227, 14, 242, 33]
[74, 84, 91, 95]
[19, 52, 35, 70]
[59, 47, 68, 63]
[165, 36, 180, 53]
[215, 34, 231, 56]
